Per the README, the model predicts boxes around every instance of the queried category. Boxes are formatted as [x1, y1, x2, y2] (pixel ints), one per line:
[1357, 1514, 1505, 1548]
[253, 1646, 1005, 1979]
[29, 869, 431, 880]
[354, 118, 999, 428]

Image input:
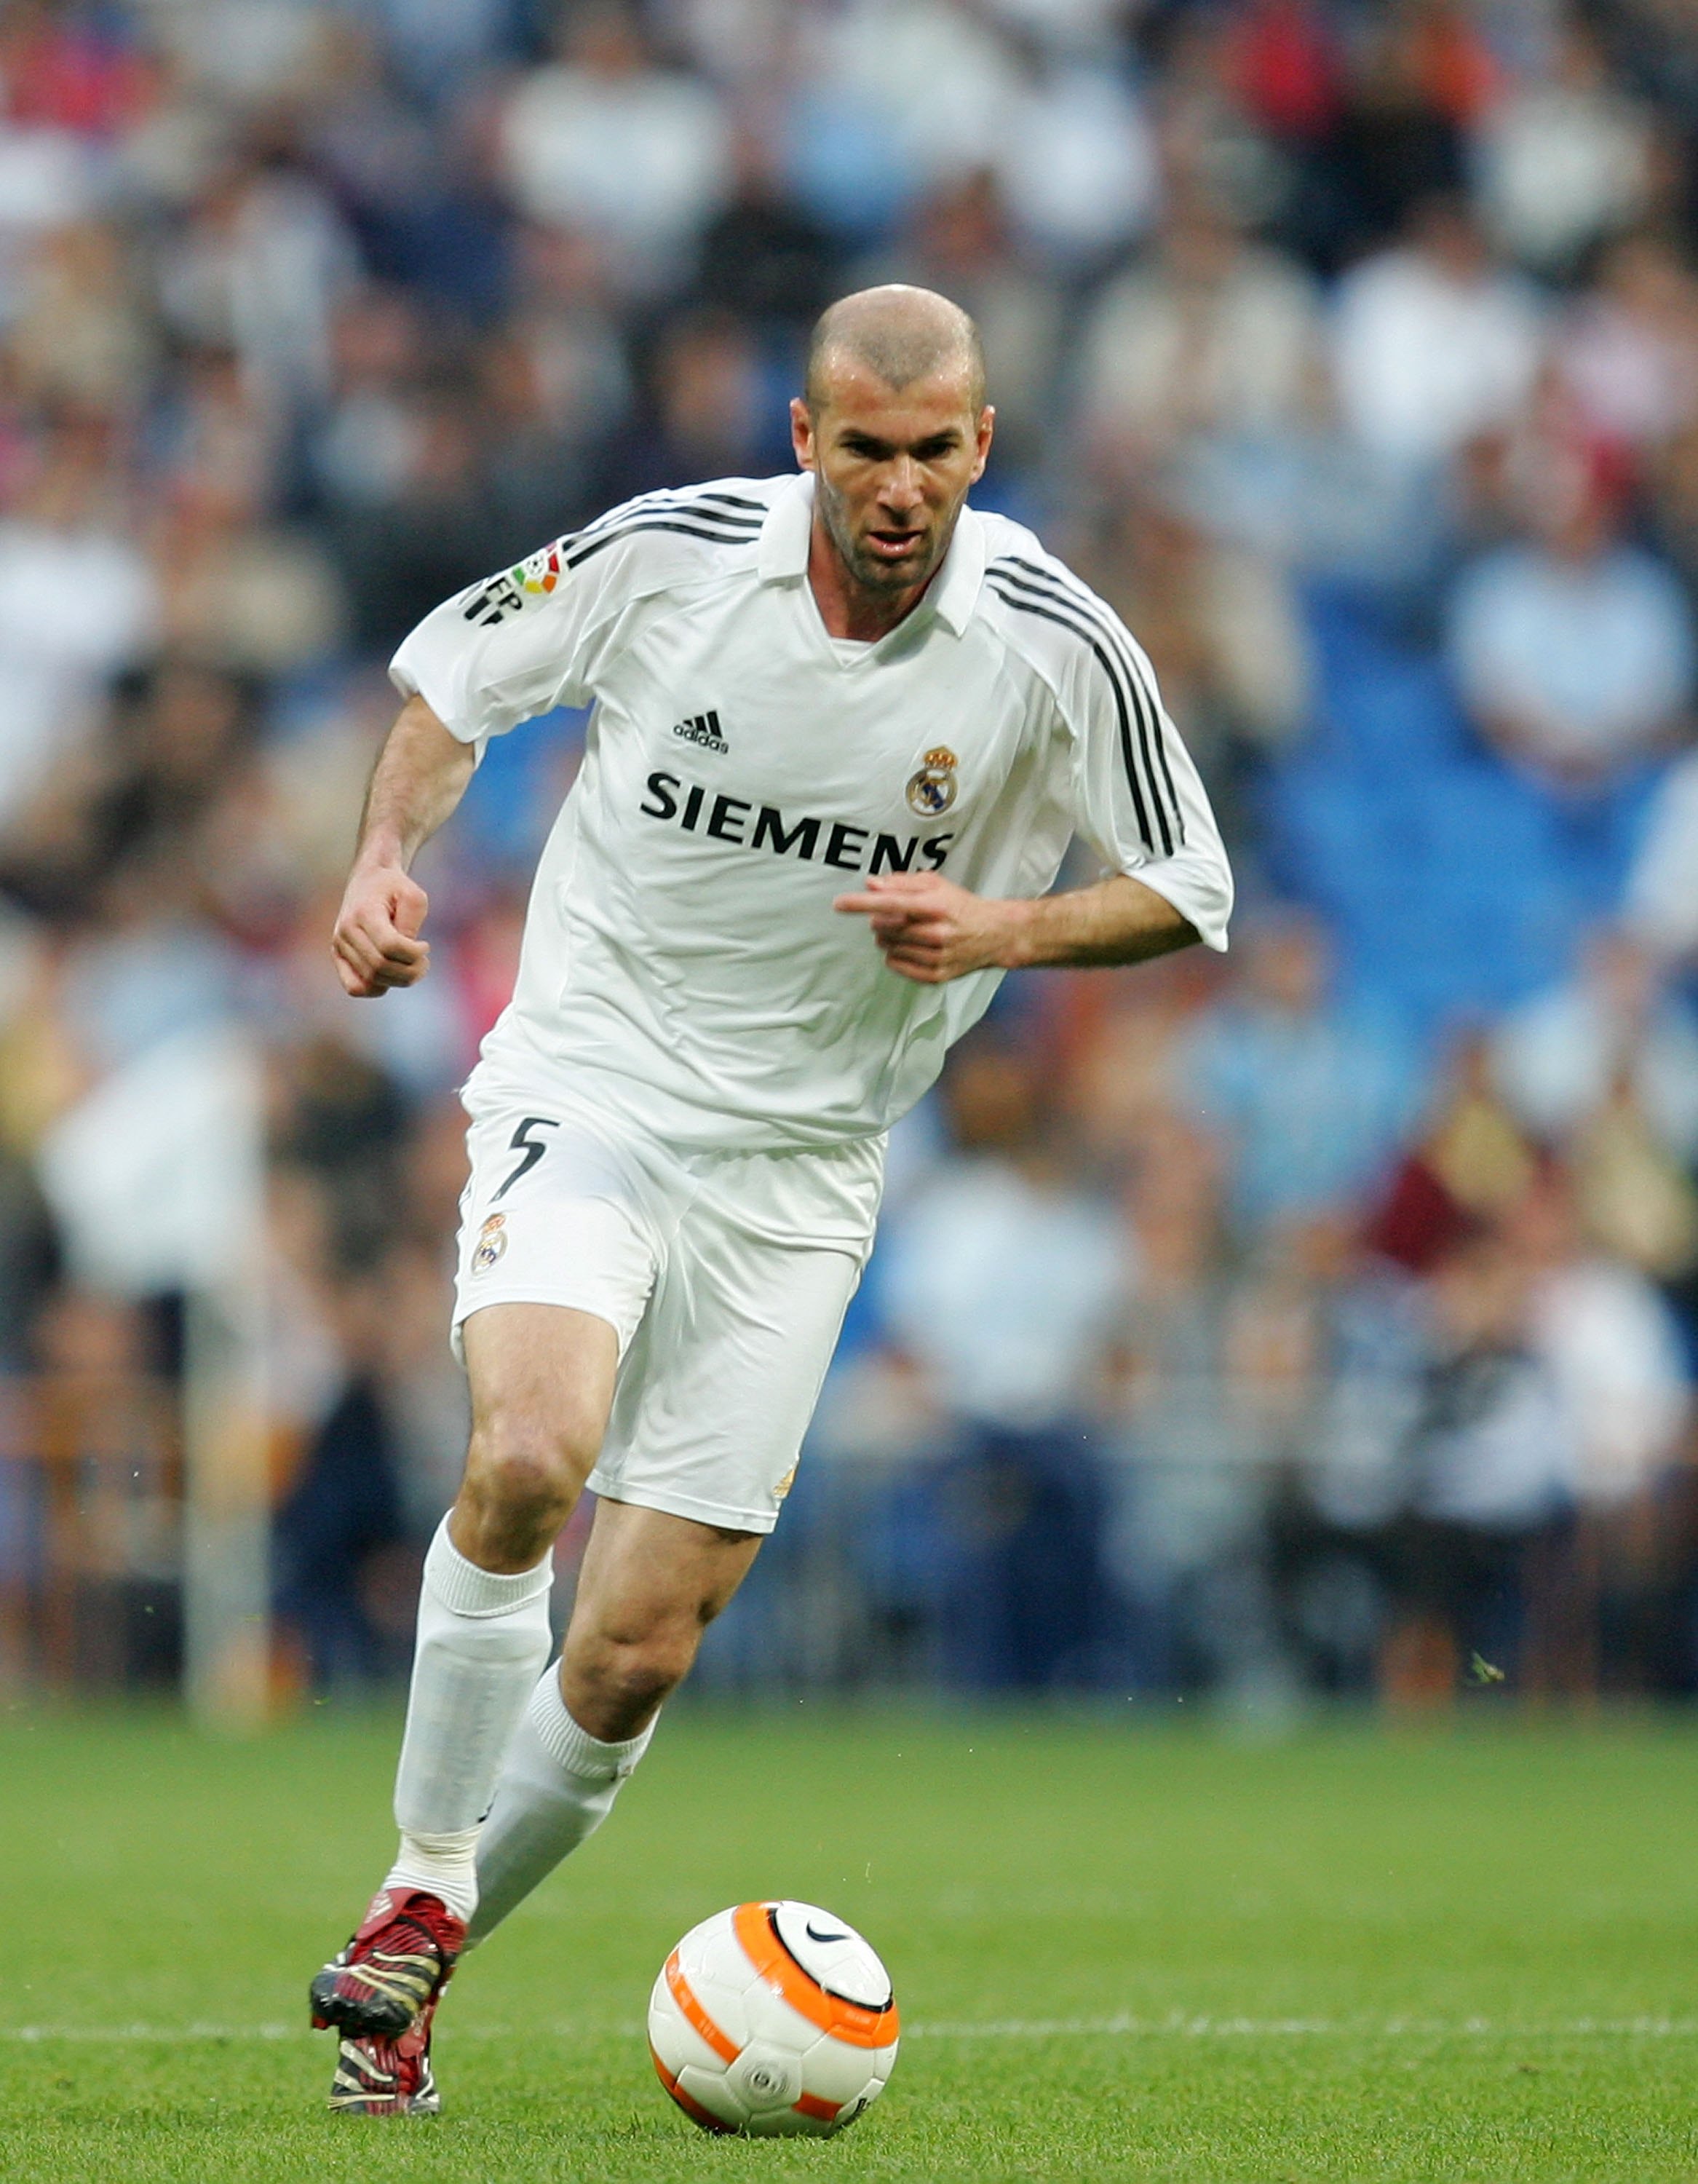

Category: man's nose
[881, 456, 923, 511]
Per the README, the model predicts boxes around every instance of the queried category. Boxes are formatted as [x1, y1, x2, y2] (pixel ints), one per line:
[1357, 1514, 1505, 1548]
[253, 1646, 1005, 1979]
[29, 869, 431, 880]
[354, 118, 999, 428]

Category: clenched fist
[333, 861, 432, 997]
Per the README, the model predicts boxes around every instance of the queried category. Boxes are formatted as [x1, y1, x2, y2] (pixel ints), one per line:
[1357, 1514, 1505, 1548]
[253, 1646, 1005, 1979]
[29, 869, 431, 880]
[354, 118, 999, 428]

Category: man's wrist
[991, 898, 1042, 970]
[353, 832, 409, 877]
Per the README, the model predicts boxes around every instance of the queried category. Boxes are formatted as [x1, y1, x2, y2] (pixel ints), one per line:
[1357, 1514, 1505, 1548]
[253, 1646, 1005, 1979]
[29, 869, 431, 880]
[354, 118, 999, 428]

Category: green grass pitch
[2, 1705, 1696, 2182]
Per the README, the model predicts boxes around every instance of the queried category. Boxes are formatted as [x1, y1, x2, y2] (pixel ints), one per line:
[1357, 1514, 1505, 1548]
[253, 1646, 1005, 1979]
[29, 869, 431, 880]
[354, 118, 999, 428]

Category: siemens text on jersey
[640, 769, 954, 875]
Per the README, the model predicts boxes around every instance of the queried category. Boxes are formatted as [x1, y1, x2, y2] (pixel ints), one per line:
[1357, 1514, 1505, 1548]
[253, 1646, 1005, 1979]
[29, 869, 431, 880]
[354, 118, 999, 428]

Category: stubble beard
[818, 471, 956, 601]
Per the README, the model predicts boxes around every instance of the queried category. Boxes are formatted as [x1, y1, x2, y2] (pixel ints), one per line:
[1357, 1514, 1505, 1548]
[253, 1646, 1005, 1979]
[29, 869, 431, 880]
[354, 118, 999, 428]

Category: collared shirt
[391, 473, 1232, 1162]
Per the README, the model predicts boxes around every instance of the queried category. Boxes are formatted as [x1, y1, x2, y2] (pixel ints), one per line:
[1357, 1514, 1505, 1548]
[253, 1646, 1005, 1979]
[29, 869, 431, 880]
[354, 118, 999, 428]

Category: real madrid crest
[906, 745, 959, 818]
[472, 1212, 508, 1274]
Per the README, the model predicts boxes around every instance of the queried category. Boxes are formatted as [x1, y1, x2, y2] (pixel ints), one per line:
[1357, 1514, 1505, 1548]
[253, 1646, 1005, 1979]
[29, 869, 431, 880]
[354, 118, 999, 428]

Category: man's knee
[466, 1415, 596, 1519]
[560, 1506, 764, 1736]
[456, 1307, 621, 1559]
[565, 1606, 707, 1735]
[589, 1609, 702, 1693]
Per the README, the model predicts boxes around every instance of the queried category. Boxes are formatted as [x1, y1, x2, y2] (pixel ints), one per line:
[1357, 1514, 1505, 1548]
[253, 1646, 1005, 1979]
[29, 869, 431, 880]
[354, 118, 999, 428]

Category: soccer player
[312, 285, 1232, 2113]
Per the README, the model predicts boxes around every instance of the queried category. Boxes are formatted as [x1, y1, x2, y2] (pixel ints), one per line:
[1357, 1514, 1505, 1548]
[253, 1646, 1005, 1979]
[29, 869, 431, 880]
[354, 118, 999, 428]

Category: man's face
[791, 362, 993, 598]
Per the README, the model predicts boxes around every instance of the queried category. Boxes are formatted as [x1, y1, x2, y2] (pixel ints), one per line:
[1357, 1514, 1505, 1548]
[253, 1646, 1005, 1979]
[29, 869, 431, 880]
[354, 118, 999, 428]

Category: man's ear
[971, 405, 996, 483]
[790, 396, 817, 472]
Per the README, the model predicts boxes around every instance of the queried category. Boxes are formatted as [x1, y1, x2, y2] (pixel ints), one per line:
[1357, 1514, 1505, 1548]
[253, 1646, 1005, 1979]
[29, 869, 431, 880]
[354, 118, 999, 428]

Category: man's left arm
[839, 582, 1237, 982]
[833, 869, 1196, 984]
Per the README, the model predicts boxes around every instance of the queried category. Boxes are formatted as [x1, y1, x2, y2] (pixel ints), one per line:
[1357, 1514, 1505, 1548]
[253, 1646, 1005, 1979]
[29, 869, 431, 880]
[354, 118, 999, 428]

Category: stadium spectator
[1446, 446, 1695, 786]
[9, 219, 158, 419]
[1108, 1104, 1314, 1710]
[1064, 488, 1312, 836]
[1380, 1223, 1577, 1703]
[877, 1032, 1131, 1689]
[1179, 909, 1420, 1241]
[0, 422, 156, 830]
[1368, 1030, 1541, 1277]
[991, 39, 1158, 266]
[498, 4, 733, 298]
[798, 0, 1023, 233]
[1314, 1, 1487, 261]
[1076, 191, 1322, 464]
[693, 126, 843, 331]
[1220, 0, 1346, 151]
[1646, 408, 1698, 597]
[591, 310, 781, 507]
[1470, 20, 1655, 277]
[1625, 746, 1698, 961]
[322, 374, 501, 654]
[1513, 1169, 1693, 1516]
[157, 152, 364, 411]
[1555, 234, 1698, 460]
[1491, 928, 1698, 1168]
[307, 289, 432, 520]
[1330, 195, 1543, 469]
[1512, 1168, 1694, 1695]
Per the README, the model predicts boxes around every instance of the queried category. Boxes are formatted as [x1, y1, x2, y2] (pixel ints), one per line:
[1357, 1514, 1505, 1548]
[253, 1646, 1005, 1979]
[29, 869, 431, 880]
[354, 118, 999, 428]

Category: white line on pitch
[5, 2017, 1698, 2043]
[907, 2017, 1698, 2039]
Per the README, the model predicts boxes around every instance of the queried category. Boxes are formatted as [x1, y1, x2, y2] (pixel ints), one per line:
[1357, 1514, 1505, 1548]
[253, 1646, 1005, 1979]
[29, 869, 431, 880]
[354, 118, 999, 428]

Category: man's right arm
[332, 694, 477, 997]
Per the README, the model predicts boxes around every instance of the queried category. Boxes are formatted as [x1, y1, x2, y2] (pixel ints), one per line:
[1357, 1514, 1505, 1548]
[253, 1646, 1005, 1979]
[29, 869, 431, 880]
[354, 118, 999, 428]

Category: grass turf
[1, 1704, 1695, 2181]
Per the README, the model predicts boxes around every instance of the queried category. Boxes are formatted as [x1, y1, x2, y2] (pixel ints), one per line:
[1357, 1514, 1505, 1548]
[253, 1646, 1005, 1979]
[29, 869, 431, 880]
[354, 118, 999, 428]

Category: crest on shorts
[472, 1212, 507, 1273]
[906, 746, 959, 818]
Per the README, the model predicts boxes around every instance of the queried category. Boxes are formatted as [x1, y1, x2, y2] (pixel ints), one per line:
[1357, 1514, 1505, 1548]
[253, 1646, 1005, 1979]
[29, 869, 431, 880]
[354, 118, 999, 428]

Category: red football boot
[326, 1992, 445, 2116]
[310, 1887, 464, 2113]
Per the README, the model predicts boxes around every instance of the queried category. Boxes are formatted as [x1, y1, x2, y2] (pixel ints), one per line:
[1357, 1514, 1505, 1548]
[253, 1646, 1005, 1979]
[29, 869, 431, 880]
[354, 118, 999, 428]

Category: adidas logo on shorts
[673, 711, 728, 753]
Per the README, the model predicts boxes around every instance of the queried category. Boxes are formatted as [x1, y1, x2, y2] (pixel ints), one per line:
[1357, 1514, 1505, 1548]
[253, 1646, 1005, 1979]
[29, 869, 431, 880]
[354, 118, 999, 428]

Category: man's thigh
[461, 1302, 622, 1466]
[453, 1305, 623, 1567]
[569, 1498, 762, 1640]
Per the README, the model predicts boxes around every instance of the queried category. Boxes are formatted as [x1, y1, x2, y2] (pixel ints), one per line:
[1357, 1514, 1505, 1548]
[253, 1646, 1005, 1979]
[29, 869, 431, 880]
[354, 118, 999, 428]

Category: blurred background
[0, 0, 1694, 1725]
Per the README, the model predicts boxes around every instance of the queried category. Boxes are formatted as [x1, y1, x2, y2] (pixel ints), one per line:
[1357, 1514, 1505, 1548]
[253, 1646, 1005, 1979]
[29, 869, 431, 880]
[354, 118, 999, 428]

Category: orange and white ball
[647, 1900, 899, 2137]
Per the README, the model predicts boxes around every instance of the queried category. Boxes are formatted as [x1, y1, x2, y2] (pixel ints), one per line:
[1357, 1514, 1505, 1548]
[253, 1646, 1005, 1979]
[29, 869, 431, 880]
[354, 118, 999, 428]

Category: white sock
[467, 1663, 656, 1945]
[384, 1823, 482, 1924]
[385, 1516, 555, 1925]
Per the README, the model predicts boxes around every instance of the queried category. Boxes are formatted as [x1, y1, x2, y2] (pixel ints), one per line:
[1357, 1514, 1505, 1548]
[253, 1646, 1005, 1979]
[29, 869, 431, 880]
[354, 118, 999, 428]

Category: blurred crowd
[0, 0, 1694, 1709]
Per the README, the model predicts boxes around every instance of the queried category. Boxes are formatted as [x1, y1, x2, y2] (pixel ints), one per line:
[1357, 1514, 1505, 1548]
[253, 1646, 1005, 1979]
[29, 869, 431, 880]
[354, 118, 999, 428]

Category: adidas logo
[672, 710, 727, 753]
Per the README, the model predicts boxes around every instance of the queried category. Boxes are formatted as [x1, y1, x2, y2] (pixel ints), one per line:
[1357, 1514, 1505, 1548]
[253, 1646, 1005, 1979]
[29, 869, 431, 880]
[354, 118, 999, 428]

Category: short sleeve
[1060, 600, 1234, 952]
[389, 534, 621, 746]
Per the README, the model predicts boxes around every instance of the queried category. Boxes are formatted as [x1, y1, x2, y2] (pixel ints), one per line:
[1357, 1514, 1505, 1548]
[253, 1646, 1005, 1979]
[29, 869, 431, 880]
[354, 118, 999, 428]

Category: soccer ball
[647, 1899, 899, 2137]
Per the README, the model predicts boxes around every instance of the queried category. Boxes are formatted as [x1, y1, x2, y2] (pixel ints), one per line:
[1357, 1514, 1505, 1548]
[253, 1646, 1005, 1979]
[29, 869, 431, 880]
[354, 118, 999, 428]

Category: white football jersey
[391, 472, 1233, 1158]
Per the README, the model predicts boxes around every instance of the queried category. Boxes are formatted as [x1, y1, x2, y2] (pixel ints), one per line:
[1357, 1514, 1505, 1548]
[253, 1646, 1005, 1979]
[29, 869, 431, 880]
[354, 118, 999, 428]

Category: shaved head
[791, 282, 993, 637]
[805, 285, 986, 414]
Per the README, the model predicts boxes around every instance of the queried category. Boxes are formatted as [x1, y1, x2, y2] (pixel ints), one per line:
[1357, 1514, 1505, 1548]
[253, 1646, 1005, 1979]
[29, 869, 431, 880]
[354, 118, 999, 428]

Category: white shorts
[451, 1090, 882, 1535]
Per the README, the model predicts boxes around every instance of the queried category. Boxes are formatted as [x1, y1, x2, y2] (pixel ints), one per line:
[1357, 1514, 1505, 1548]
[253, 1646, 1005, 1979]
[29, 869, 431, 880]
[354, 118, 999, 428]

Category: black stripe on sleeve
[675, 489, 769, 516]
[562, 485, 769, 556]
[460, 506, 763, 622]
[563, 515, 765, 571]
[985, 572, 1160, 855]
[994, 555, 1185, 851]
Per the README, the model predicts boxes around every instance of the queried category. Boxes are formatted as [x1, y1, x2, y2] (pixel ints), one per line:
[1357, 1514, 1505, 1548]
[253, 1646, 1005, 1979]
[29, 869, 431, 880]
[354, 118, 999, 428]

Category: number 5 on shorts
[495, 1115, 558, 1200]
